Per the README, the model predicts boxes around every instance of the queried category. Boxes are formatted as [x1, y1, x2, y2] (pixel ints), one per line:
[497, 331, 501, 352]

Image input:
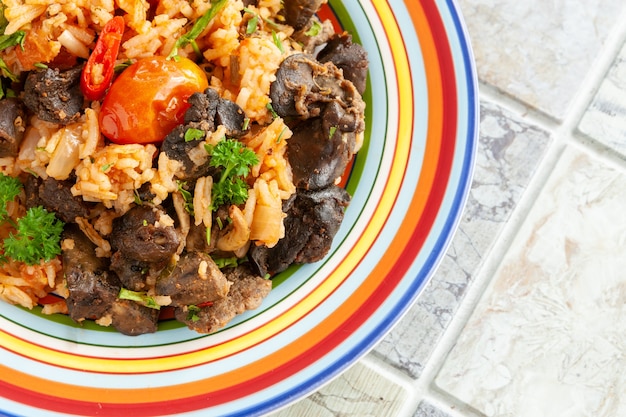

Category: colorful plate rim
[0, 0, 478, 415]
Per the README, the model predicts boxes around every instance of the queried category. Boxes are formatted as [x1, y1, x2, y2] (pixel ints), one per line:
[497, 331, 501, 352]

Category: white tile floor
[273, 1, 626, 416]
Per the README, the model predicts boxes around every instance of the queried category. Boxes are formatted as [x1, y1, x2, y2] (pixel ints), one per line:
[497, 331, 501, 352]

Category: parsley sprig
[205, 139, 259, 210]
[0, 4, 25, 99]
[0, 174, 65, 265]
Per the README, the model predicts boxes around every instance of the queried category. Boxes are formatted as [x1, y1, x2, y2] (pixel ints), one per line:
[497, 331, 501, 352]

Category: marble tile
[373, 101, 552, 378]
[413, 401, 455, 417]
[271, 362, 409, 417]
[435, 146, 626, 417]
[578, 41, 626, 156]
[457, 0, 625, 119]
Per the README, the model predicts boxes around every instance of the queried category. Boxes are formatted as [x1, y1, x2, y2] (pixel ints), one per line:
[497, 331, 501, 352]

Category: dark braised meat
[317, 33, 369, 95]
[63, 225, 159, 335]
[109, 251, 151, 292]
[270, 53, 360, 119]
[288, 100, 360, 190]
[270, 53, 365, 189]
[0, 98, 26, 157]
[174, 264, 271, 333]
[161, 125, 214, 181]
[109, 205, 180, 263]
[161, 88, 248, 181]
[156, 251, 231, 306]
[109, 298, 159, 336]
[62, 224, 121, 322]
[23, 66, 84, 125]
[293, 17, 335, 54]
[281, 0, 324, 31]
[249, 185, 350, 276]
[24, 175, 92, 223]
[184, 88, 248, 138]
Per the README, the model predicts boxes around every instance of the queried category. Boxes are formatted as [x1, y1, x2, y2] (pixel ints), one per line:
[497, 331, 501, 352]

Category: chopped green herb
[0, 58, 18, 82]
[114, 59, 133, 72]
[304, 20, 322, 37]
[187, 305, 201, 322]
[0, 173, 22, 222]
[101, 163, 113, 172]
[272, 30, 285, 53]
[262, 17, 282, 30]
[212, 256, 244, 269]
[142, 219, 148, 226]
[33, 62, 48, 69]
[243, 8, 258, 34]
[133, 189, 143, 205]
[276, 126, 287, 144]
[0, 30, 24, 52]
[176, 180, 195, 215]
[118, 288, 161, 310]
[328, 126, 338, 139]
[266, 102, 278, 119]
[242, 117, 250, 131]
[206, 139, 259, 210]
[0, 4, 8, 35]
[167, 0, 228, 60]
[184, 127, 205, 142]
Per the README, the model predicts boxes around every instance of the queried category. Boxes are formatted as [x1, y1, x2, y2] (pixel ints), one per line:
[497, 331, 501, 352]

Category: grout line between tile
[404, 10, 626, 416]
[360, 354, 424, 417]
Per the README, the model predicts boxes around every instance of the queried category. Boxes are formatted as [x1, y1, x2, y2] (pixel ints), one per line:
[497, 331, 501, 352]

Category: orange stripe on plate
[0, 0, 446, 406]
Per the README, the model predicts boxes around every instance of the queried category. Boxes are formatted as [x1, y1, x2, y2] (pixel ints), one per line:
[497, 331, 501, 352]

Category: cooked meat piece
[270, 54, 332, 119]
[317, 33, 369, 94]
[160, 89, 248, 181]
[24, 175, 92, 223]
[155, 251, 231, 306]
[184, 88, 248, 137]
[185, 221, 215, 253]
[184, 88, 219, 129]
[249, 185, 350, 276]
[242, 0, 258, 6]
[109, 298, 159, 336]
[281, 0, 324, 31]
[185, 205, 232, 253]
[269, 53, 364, 120]
[109, 205, 180, 263]
[288, 100, 360, 190]
[174, 264, 271, 333]
[161, 125, 214, 181]
[23, 66, 84, 125]
[109, 251, 151, 292]
[0, 98, 26, 157]
[62, 224, 121, 322]
[135, 182, 157, 204]
[293, 17, 335, 54]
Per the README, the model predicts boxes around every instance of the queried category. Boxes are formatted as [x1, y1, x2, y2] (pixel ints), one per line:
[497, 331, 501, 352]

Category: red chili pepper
[196, 301, 214, 308]
[80, 16, 125, 101]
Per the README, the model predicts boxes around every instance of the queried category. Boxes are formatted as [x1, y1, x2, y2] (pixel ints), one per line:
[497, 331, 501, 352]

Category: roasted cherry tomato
[81, 16, 125, 101]
[99, 56, 209, 144]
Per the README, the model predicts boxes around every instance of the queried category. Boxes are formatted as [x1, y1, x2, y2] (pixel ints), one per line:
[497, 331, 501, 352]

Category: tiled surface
[372, 102, 552, 379]
[272, 361, 411, 417]
[436, 146, 626, 417]
[458, 0, 625, 120]
[579, 42, 626, 156]
[276, 0, 626, 416]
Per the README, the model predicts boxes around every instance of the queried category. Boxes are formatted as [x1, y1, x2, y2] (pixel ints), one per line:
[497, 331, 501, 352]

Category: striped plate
[0, 0, 478, 415]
